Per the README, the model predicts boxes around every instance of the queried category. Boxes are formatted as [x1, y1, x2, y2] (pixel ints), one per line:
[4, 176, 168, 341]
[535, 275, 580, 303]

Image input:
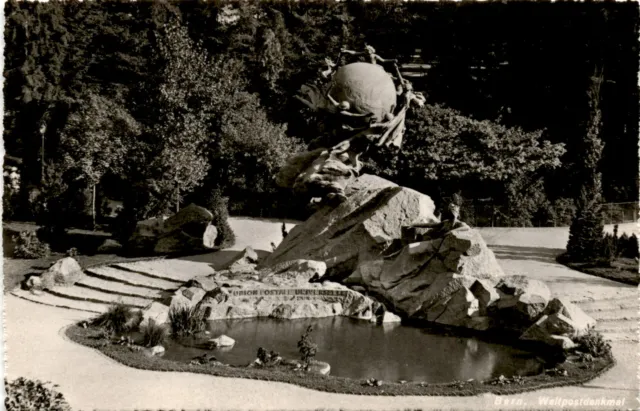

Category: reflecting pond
[162, 317, 548, 383]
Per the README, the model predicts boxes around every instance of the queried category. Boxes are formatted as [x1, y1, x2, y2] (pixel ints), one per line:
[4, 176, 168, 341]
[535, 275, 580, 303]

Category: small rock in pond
[380, 311, 402, 324]
[209, 335, 235, 348]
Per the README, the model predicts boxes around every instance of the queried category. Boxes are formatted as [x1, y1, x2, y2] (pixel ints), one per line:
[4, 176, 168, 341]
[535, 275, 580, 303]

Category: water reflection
[162, 317, 544, 383]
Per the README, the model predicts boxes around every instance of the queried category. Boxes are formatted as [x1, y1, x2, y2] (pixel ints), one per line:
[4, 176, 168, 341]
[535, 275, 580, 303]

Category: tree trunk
[41, 129, 45, 184]
[92, 184, 97, 230]
[176, 185, 180, 213]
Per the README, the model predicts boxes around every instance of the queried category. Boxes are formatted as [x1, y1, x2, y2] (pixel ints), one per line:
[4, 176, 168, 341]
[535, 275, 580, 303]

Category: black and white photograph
[1, 1, 638, 410]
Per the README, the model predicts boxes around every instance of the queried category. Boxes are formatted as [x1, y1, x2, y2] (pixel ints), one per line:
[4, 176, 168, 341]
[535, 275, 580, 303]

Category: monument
[145, 45, 596, 352]
[275, 45, 426, 207]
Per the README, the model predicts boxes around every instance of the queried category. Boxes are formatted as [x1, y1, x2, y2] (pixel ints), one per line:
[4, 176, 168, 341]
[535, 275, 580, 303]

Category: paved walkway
[3, 219, 638, 410]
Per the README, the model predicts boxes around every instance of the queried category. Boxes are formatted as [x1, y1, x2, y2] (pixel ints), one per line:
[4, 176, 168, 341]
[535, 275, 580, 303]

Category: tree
[366, 103, 566, 204]
[4, 1, 72, 208]
[297, 325, 317, 367]
[566, 71, 606, 261]
[212, 91, 304, 202]
[57, 92, 141, 228]
[142, 8, 217, 214]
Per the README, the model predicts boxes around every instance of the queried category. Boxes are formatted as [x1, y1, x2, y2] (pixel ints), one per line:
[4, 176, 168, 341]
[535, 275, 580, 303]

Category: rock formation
[127, 204, 218, 255]
[38, 257, 83, 289]
[261, 175, 595, 350]
[261, 174, 439, 279]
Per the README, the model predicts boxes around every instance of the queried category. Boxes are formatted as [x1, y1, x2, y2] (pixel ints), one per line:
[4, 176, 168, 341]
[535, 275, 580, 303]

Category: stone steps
[598, 331, 639, 343]
[113, 260, 214, 283]
[76, 276, 166, 300]
[47, 285, 153, 309]
[85, 266, 182, 291]
[586, 308, 638, 322]
[11, 289, 110, 314]
[577, 296, 637, 313]
[594, 319, 638, 333]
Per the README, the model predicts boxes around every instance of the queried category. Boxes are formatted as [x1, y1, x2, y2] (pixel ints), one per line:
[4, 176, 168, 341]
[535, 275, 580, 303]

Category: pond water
[161, 317, 548, 383]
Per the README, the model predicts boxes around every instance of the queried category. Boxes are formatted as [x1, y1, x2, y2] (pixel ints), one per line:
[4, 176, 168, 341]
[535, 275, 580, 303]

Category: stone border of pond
[66, 323, 615, 396]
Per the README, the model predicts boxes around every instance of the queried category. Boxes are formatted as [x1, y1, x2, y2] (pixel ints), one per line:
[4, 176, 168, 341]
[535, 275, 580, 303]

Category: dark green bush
[618, 233, 639, 259]
[207, 189, 235, 248]
[574, 327, 612, 358]
[598, 233, 618, 266]
[297, 325, 317, 366]
[168, 305, 206, 337]
[92, 303, 137, 335]
[142, 320, 168, 347]
[12, 231, 51, 259]
[5, 377, 71, 411]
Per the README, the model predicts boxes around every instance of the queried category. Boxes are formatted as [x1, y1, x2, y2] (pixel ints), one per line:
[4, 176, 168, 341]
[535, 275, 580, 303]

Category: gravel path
[3, 218, 638, 410]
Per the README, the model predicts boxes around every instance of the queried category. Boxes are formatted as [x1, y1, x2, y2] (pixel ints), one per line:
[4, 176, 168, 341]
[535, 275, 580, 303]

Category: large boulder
[519, 297, 597, 348]
[170, 286, 207, 312]
[154, 225, 218, 254]
[490, 275, 551, 325]
[40, 257, 83, 289]
[127, 204, 219, 255]
[140, 302, 170, 327]
[128, 217, 167, 252]
[163, 203, 213, 233]
[261, 175, 438, 279]
[543, 297, 596, 334]
[470, 279, 500, 316]
[433, 287, 480, 327]
[347, 227, 504, 322]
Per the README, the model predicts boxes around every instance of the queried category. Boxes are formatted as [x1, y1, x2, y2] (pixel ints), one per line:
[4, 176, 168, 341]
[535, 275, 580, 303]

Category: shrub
[168, 305, 206, 337]
[598, 233, 618, 266]
[257, 347, 281, 366]
[207, 189, 236, 248]
[573, 327, 612, 358]
[92, 303, 136, 335]
[12, 231, 51, 259]
[297, 325, 317, 366]
[619, 233, 639, 259]
[142, 320, 168, 347]
[5, 377, 71, 411]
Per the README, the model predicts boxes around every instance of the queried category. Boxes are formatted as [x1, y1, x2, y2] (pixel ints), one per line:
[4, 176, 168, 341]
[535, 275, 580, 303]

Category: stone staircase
[11, 257, 638, 343]
[576, 296, 639, 343]
[11, 259, 214, 315]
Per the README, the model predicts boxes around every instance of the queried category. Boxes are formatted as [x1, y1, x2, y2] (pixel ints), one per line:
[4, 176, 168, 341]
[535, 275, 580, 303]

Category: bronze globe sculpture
[276, 45, 425, 206]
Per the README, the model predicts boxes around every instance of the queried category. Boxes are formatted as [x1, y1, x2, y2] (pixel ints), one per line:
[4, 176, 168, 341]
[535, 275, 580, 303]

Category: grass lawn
[2, 221, 160, 293]
[557, 254, 639, 286]
[66, 323, 615, 397]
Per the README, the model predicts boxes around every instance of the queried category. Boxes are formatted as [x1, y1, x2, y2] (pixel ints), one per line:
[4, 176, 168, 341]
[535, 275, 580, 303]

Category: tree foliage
[567, 72, 606, 261]
[367, 103, 565, 206]
[58, 93, 140, 186]
[3, 1, 636, 229]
